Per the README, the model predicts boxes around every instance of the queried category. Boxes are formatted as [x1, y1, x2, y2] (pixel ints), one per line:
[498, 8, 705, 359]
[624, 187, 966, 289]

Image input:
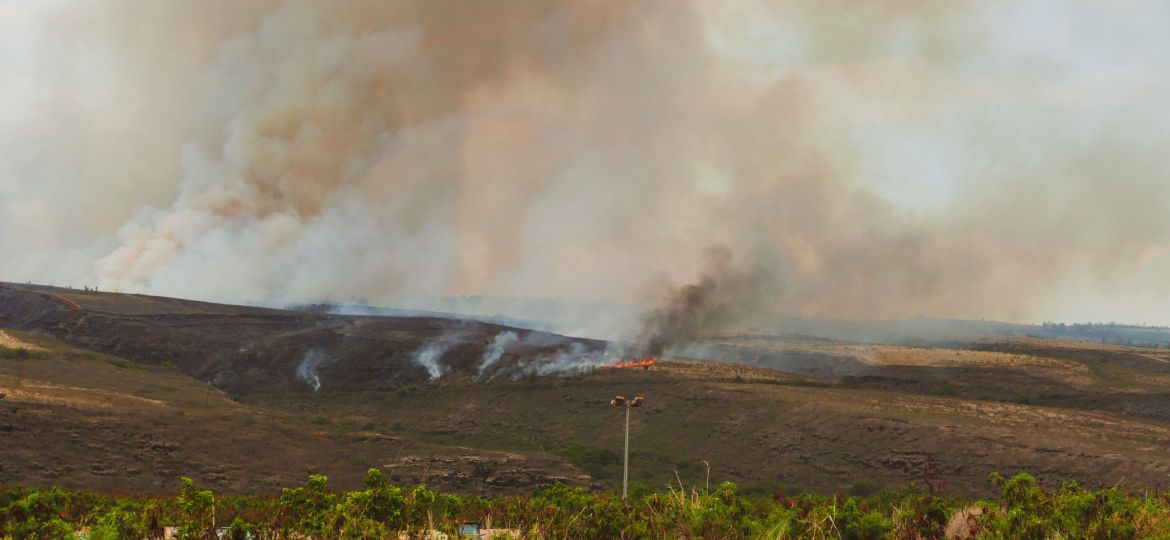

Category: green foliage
[109, 357, 133, 369]
[929, 384, 957, 396]
[4, 471, 1170, 538]
[0, 488, 75, 539]
[835, 497, 891, 540]
[278, 473, 335, 536]
[1015, 392, 1039, 405]
[0, 345, 31, 359]
[175, 477, 215, 539]
[890, 494, 949, 539]
[88, 506, 152, 540]
[979, 472, 1167, 539]
[225, 517, 254, 540]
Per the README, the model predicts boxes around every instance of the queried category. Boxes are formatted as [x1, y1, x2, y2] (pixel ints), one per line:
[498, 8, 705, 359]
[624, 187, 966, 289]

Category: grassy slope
[0, 330, 591, 495]
[6, 283, 1170, 497]
[252, 359, 1170, 497]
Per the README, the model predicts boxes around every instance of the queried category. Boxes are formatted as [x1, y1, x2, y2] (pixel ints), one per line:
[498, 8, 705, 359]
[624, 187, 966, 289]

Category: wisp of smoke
[411, 341, 453, 380]
[478, 331, 518, 376]
[296, 349, 327, 391]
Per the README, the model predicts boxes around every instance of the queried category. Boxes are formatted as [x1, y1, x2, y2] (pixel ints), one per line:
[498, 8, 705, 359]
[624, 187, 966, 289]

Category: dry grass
[0, 330, 45, 351]
[0, 378, 168, 410]
[9, 282, 1170, 497]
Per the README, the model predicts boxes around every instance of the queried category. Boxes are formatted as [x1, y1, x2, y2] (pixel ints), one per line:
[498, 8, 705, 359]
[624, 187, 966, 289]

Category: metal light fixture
[610, 394, 645, 499]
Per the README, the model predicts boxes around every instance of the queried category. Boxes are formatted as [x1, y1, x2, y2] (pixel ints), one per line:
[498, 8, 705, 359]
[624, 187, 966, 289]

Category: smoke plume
[296, 348, 327, 391]
[638, 246, 781, 354]
[510, 342, 619, 379]
[5, 1, 1170, 326]
[478, 331, 519, 376]
[535, 343, 615, 376]
[411, 341, 453, 381]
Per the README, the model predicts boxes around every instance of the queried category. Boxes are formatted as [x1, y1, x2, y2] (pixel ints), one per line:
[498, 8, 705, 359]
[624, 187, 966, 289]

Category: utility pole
[623, 404, 630, 499]
[610, 395, 644, 499]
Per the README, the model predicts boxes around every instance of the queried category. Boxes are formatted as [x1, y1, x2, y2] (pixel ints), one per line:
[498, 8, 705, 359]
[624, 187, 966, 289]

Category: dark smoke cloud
[638, 246, 781, 355]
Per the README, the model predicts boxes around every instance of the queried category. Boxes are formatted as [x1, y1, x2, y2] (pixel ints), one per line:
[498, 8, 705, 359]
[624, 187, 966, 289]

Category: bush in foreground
[3, 471, 1170, 538]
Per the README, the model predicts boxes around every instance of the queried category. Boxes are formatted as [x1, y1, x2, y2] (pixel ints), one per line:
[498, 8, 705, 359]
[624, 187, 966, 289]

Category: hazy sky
[2, 1, 1169, 326]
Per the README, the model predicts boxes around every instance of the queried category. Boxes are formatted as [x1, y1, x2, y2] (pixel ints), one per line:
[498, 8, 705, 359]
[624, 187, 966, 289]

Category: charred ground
[4, 282, 1170, 497]
[0, 283, 605, 395]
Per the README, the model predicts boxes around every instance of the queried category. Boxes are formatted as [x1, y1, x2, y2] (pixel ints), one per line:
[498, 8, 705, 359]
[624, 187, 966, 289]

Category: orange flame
[610, 358, 657, 369]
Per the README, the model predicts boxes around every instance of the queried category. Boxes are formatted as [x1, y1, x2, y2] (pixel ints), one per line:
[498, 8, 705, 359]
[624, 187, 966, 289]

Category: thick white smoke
[478, 331, 519, 377]
[533, 343, 610, 377]
[5, 1, 1170, 326]
[411, 341, 452, 381]
[506, 342, 627, 380]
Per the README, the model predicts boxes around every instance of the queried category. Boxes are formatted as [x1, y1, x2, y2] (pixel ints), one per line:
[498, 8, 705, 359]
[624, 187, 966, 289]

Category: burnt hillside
[0, 283, 603, 396]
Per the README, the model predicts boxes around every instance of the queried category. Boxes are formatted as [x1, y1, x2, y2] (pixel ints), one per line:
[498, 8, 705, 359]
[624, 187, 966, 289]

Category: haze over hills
[295, 295, 1170, 349]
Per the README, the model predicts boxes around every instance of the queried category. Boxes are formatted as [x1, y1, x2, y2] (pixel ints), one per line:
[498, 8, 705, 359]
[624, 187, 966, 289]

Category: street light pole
[623, 404, 630, 499]
[609, 395, 644, 500]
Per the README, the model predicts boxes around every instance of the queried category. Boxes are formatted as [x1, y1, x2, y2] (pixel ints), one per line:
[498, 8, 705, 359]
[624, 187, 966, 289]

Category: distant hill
[0, 282, 606, 396]
[767, 317, 1170, 347]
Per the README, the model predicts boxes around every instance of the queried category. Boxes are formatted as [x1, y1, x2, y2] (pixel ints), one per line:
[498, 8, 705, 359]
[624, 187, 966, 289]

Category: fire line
[610, 358, 657, 369]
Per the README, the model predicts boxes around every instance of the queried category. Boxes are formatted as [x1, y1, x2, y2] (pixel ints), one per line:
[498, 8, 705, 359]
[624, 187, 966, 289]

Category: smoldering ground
[296, 348, 328, 391]
[5, 1, 1170, 328]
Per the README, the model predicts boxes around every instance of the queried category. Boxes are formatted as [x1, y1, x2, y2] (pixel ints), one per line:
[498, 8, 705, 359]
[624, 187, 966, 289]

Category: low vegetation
[3, 471, 1169, 539]
[0, 345, 30, 359]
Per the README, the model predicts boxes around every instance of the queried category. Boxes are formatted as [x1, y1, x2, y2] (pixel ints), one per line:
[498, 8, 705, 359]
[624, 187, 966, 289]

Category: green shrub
[0, 345, 31, 359]
[1, 488, 76, 539]
[89, 506, 149, 540]
[3, 471, 1170, 538]
[175, 477, 215, 539]
[109, 358, 133, 369]
[835, 497, 891, 540]
[1015, 393, 1039, 405]
[278, 474, 335, 536]
[929, 384, 957, 396]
